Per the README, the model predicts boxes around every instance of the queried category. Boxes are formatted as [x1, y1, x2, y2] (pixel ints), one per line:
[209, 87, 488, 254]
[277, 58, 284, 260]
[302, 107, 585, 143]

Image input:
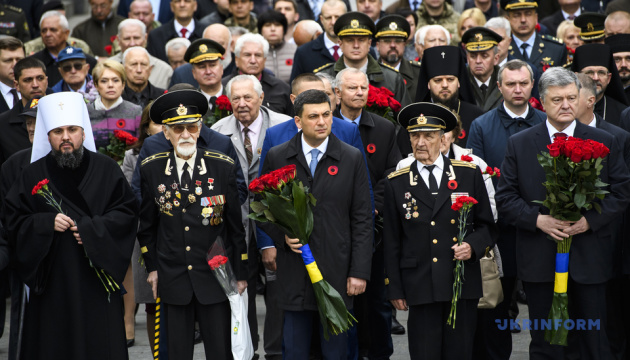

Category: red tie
[180, 28, 188, 38]
[332, 45, 340, 61]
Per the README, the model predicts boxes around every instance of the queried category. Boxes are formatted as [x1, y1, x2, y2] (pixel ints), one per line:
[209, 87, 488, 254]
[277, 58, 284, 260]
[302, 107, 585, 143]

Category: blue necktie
[310, 149, 320, 176]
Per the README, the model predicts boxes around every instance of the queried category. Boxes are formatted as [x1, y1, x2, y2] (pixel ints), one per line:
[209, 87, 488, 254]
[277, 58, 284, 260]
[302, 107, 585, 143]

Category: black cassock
[4, 150, 138, 360]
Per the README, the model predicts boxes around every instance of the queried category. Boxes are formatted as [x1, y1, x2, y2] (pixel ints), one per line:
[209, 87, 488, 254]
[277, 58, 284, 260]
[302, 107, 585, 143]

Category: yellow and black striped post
[154, 297, 161, 360]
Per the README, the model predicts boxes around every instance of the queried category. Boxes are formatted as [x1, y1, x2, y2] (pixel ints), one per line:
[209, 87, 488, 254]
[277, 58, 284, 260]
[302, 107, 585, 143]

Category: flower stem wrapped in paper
[534, 136, 610, 345]
[248, 164, 357, 339]
[206, 237, 254, 359]
[448, 196, 478, 328]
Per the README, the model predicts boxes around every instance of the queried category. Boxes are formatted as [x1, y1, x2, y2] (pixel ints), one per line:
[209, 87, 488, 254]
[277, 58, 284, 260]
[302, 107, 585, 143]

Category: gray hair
[485, 17, 511, 38]
[234, 33, 270, 58]
[122, 46, 150, 64]
[40, 11, 69, 31]
[335, 67, 368, 89]
[538, 67, 581, 103]
[497, 59, 534, 84]
[118, 18, 147, 37]
[315, 72, 335, 90]
[226, 74, 264, 98]
[416, 25, 451, 46]
[229, 26, 250, 37]
[165, 37, 191, 56]
[576, 73, 597, 98]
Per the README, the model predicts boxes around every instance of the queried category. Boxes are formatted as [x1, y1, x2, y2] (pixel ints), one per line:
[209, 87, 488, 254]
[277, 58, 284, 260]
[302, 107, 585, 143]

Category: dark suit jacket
[259, 132, 372, 310]
[294, 0, 351, 21]
[383, 157, 497, 305]
[222, 70, 293, 116]
[138, 150, 247, 305]
[540, 10, 566, 36]
[131, 125, 247, 206]
[256, 117, 372, 248]
[0, 102, 29, 165]
[495, 121, 630, 284]
[290, 33, 335, 83]
[29, 49, 98, 88]
[117, 0, 173, 24]
[0, 96, 10, 115]
[147, 19, 205, 62]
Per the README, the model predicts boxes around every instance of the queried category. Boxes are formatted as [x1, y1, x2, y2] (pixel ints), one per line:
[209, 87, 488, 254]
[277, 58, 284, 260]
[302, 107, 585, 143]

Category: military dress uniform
[384, 103, 497, 360]
[0, 4, 29, 42]
[462, 27, 504, 112]
[314, 12, 412, 109]
[137, 90, 248, 360]
[574, 12, 606, 44]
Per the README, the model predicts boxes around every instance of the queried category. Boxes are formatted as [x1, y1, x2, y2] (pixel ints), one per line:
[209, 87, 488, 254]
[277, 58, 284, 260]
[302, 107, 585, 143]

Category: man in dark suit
[503, 0, 567, 73]
[572, 43, 628, 127]
[0, 57, 47, 165]
[333, 67, 400, 359]
[294, 0, 350, 22]
[289, 0, 347, 82]
[496, 67, 630, 359]
[137, 89, 248, 360]
[540, 0, 582, 36]
[0, 37, 24, 114]
[462, 27, 504, 112]
[146, 0, 205, 63]
[384, 102, 497, 360]
[259, 89, 372, 359]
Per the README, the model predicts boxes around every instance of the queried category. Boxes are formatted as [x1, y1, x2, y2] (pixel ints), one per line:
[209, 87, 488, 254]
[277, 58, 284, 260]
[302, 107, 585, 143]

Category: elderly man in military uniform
[572, 43, 628, 127]
[137, 89, 248, 360]
[315, 12, 411, 109]
[575, 12, 606, 44]
[462, 27, 504, 112]
[375, 14, 421, 101]
[503, 0, 567, 73]
[384, 102, 497, 360]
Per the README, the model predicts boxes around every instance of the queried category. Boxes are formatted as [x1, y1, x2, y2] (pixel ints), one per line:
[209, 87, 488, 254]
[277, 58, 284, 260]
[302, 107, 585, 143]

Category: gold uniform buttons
[432, 239, 438, 244]
[430, 221, 435, 226]
[453, 237, 457, 242]
[182, 209, 186, 213]
[187, 265, 192, 270]
[186, 246, 191, 251]
[185, 226, 190, 231]
[450, 219, 455, 224]
[433, 257, 438, 262]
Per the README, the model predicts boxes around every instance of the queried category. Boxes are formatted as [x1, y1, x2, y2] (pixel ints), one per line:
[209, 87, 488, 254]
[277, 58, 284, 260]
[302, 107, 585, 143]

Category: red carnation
[460, 154, 473, 162]
[451, 202, 463, 211]
[494, 167, 501, 177]
[486, 166, 494, 176]
[104, 45, 112, 56]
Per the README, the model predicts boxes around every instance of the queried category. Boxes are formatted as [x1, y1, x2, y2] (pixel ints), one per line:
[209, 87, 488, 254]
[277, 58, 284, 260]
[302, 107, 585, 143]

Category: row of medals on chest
[156, 179, 224, 226]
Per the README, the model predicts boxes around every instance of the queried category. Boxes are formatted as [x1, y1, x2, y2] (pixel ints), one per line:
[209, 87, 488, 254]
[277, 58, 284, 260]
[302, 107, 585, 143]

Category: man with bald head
[169, 23, 236, 87]
[121, 47, 164, 110]
[292, 20, 323, 46]
[606, 11, 630, 37]
[109, 18, 173, 89]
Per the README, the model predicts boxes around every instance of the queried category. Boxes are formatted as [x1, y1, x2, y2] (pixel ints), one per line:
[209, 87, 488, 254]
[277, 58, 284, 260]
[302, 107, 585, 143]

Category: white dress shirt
[324, 33, 342, 58]
[174, 150, 197, 184]
[0, 81, 19, 109]
[546, 119, 576, 142]
[417, 154, 444, 190]
[174, 20, 195, 38]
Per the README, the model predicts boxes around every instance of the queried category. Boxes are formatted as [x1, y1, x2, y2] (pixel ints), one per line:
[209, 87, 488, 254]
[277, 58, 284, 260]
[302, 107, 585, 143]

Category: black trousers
[522, 280, 612, 360]
[407, 299, 477, 360]
[606, 276, 630, 360]
[246, 236, 259, 352]
[165, 296, 231, 360]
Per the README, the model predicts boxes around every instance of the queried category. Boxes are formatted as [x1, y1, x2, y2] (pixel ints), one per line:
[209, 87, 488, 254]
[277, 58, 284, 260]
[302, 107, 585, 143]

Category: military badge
[389, 22, 397, 31]
[171, 182, 178, 190]
[165, 191, 171, 199]
[165, 202, 172, 211]
[409, 171, 418, 186]
[208, 178, 214, 190]
[450, 192, 469, 205]
[195, 180, 203, 195]
[404, 192, 411, 199]
[173, 199, 180, 207]
[176, 104, 187, 116]
[475, 33, 483, 42]
[158, 184, 166, 193]
[199, 44, 208, 53]
[188, 194, 196, 203]
[351, 19, 359, 28]
[159, 196, 165, 204]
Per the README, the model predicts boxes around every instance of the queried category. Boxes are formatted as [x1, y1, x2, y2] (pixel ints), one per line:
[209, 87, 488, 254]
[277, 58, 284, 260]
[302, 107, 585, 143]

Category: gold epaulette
[541, 34, 563, 44]
[409, 60, 421, 67]
[5, 5, 23, 12]
[141, 152, 169, 166]
[451, 159, 477, 168]
[380, 62, 399, 72]
[204, 150, 235, 165]
[313, 63, 333, 73]
[387, 166, 410, 179]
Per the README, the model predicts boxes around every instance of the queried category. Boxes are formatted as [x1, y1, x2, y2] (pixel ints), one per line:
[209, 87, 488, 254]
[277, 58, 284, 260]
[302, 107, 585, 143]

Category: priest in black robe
[4, 92, 138, 360]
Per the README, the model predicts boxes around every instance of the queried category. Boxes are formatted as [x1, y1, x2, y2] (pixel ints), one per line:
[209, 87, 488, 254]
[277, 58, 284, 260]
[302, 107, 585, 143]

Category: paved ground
[0, 296, 531, 359]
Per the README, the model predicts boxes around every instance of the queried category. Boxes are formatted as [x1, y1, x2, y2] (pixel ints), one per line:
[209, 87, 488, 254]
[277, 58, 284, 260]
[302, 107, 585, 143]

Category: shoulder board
[5, 5, 23, 12]
[380, 62, 399, 72]
[562, 61, 572, 69]
[204, 150, 235, 165]
[387, 166, 410, 179]
[541, 34, 563, 44]
[451, 160, 477, 169]
[313, 63, 333, 73]
[141, 152, 169, 166]
[409, 60, 421, 67]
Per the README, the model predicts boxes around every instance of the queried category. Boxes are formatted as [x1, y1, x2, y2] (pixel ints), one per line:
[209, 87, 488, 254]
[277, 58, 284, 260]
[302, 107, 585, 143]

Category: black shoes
[126, 339, 135, 347]
[391, 316, 405, 335]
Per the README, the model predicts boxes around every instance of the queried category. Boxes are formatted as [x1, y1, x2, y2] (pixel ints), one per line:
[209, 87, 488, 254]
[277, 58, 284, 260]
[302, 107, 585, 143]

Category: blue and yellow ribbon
[300, 244, 323, 284]
[554, 253, 569, 293]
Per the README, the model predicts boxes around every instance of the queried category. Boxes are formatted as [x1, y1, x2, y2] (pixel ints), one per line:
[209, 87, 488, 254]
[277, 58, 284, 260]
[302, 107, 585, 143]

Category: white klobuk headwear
[30, 92, 97, 163]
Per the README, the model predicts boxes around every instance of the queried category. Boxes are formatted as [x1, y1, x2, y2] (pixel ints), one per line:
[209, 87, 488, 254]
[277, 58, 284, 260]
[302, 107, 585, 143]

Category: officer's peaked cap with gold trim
[500, 0, 537, 11]
[574, 13, 606, 41]
[398, 102, 457, 133]
[184, 39, 225, 64]
[334, 12, 376, 38]
[461, 27, 502, 52]
[149, 90, 209, 125]
[375, 15, 410, 39]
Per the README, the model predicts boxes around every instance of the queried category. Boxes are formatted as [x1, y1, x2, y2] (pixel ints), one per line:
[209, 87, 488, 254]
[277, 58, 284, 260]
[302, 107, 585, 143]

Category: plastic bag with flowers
[206, 237, 254, 360]
[97, 129, 138, 165]
[248, 164, 357, 339]
[203, 95, 233, 127]
[365, 85, 401, 124]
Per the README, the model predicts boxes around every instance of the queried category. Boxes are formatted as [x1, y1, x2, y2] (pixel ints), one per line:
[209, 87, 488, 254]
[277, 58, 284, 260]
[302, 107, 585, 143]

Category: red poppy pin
[458, 129, 466, 140]
[448, 180, 458, 190]
[286, 59, 293, 66]
[116, 119, 126, 128]
[367, 143, 376, 154]
[328, 166, 338, 175]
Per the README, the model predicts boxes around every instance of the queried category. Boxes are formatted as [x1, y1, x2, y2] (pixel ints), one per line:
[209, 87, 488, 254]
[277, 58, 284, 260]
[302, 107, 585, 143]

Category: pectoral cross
[441, 52, 445, 58]
[58, 102, 64, 110]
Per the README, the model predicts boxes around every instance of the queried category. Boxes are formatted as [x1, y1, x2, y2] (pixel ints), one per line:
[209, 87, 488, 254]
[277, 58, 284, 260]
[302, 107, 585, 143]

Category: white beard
[176, 139, 196, 157]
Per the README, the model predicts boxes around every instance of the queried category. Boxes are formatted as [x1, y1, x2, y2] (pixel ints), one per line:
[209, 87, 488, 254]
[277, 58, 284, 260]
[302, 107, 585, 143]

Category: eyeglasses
[60, 62, 85, 72]
[581, 70, 609, 78]
[170, 123, 200, 134]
